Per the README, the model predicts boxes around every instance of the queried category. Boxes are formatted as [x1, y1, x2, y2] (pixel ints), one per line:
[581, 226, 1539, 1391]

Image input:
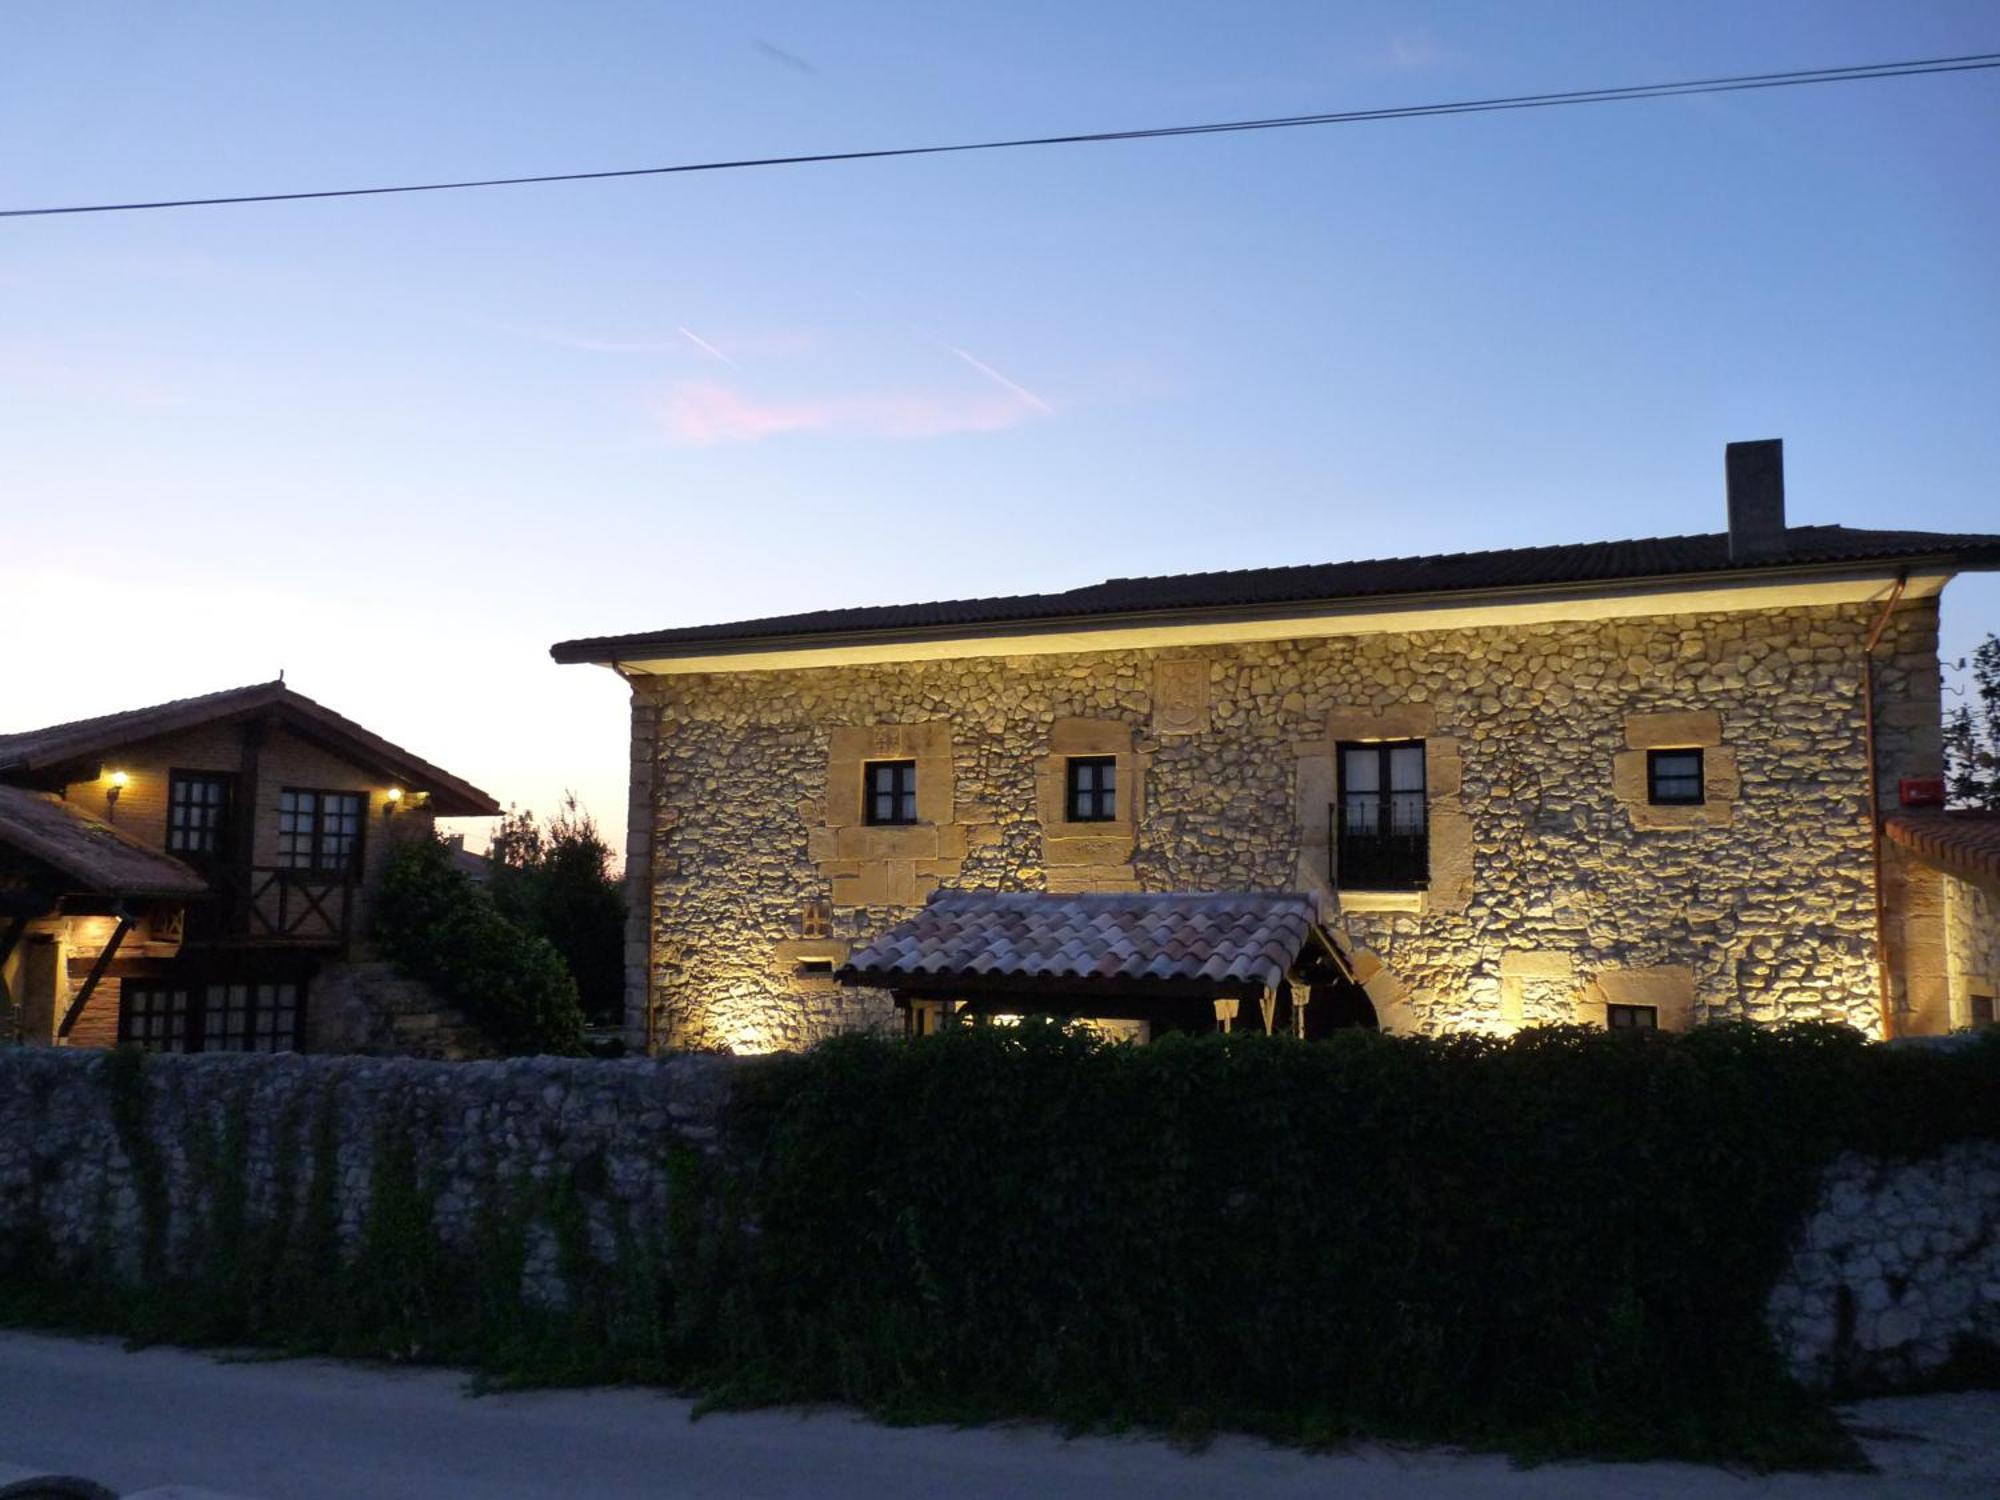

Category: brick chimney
[1725, 439, 1787, 562]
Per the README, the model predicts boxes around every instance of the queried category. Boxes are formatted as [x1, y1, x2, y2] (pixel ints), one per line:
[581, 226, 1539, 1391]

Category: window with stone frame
[1607, 1003, 1660, 1030]
[1336, 740, 1428, 891]
[1973, 993, 1996, 1026]
[1065, 756, 1117, 823]
[1647, 749, 1705, 806]
[863, 760, 918, 826]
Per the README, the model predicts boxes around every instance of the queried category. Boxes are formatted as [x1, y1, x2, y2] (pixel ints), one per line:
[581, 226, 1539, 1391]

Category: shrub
[373, 836, 585, 1055]
[709, 1020, 2000, 1462]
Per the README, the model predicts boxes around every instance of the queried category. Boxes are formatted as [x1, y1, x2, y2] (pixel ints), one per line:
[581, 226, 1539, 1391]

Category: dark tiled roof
[552, 524, 2000, 663]
[0, 787, 209, 899]
[0, 682, 501, 818]
[838, 889, 1332, 996]
[1884, 811, 2000, 892]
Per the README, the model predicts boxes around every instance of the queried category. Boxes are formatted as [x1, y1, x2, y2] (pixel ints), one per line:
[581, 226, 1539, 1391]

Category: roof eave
[550, 550, 1979, 669]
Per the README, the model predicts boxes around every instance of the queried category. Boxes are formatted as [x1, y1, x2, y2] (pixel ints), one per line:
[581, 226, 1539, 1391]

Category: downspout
[1860, 571, 1908, 1040]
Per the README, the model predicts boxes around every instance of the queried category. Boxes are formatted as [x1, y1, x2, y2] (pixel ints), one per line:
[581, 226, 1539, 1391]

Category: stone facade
[1944, 875, 2000, 1027]
[626, 597, 1945, 1052]
[1768, 1140, 2000, 1387]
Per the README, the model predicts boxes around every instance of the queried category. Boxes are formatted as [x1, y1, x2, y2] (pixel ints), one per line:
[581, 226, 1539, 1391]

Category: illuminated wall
[625, 598, 1942, 1052]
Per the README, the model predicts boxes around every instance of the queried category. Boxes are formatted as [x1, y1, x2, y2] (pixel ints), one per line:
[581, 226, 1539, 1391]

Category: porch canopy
[0, 786, 208, 916]
[837, 889, 1370, 1035]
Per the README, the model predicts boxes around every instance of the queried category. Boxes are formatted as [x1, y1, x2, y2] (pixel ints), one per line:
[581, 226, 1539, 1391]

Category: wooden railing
[186, 865, 356, 947]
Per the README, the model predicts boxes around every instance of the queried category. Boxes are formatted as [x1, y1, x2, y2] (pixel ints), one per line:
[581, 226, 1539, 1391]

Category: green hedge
[705, 1021, 2000, 1463]
[374, 837, 585, 1055]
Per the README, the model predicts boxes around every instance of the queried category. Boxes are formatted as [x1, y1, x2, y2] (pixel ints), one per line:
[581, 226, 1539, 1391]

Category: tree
[487, 794, 627, 1029]
[374, 836, 585, 1055]
[1944, 633, 2000, 811]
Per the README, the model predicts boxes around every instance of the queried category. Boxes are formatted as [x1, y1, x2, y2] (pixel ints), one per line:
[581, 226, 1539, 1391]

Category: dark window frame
[862, 760, 919, 827]
[1334, 739, 1430, 892]
[165, 769, 236, 861]
[277, 787, 368, 876]
[1646, 748, 1706, 806]
[1972, 993, 1996, 1027]
[1606, 1003, 1660, 1031]
[1065, 755, 1118, 823]
[119, 977, 304, 1054]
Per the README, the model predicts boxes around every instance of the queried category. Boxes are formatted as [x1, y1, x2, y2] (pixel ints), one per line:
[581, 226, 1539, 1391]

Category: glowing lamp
[105, 769, 129, 816]
[383, 787, 405, 816]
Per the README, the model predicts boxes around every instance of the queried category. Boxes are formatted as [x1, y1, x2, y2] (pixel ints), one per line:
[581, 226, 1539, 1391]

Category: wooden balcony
[185, 864, 356, 948]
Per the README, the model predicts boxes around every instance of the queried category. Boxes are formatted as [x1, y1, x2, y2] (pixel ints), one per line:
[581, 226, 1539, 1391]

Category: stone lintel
[1624, 709, 1723, 749]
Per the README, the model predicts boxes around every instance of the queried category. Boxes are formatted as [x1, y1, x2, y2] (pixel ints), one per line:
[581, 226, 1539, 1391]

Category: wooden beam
[57, 913, 130, 1040]
[0, 913, 25, 1017]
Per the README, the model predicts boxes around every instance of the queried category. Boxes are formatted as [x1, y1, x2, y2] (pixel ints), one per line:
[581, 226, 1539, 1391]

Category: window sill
[1337, 889, 1425, 913]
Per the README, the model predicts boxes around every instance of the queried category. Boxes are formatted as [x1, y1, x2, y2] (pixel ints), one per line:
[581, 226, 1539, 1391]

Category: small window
[166, 771, 235, 859]
[864, 761, 918, 826]
[1647, 749, 1705, 806]
[1607, 1003, 1659, 1030]
[277, 789, 366, 875]
[1335, 740, 1428, 890]
[800, 899, 833, 939]
[1972, 994, 1995, 1027]
[1066, 756, 1117, 823]
[795, 958, 835, 978]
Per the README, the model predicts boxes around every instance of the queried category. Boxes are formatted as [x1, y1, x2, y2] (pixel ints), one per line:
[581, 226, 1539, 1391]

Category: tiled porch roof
[0, 786, 209, 899]
[838, 889, 1335, 997]
[1883, 811, 2000, 894]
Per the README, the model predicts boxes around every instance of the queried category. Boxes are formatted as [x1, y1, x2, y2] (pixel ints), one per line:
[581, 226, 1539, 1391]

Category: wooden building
[0, 683, 499, 1052]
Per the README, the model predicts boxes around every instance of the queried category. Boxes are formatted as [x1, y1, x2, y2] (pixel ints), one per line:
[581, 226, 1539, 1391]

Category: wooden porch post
[1258, 985, 1278, 1034]
[1292, 983, 1311, 1038]
[1213, 997, 1239, 1034]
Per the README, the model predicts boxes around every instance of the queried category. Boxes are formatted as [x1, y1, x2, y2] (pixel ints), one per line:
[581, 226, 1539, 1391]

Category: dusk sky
[6, 2, 1997, 860]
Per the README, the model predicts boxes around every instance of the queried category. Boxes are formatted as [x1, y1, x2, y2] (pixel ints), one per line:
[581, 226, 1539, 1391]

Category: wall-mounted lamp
[383, 786, 404, 818]
[105, 769, 129, 818]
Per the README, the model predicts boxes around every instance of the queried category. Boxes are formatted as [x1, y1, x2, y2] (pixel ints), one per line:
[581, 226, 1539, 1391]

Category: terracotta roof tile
[1884, 811, 2000, 892]
[0, 787, 209, 899]
[839, 890, 1333, 996]
[0, 682, 500, 818]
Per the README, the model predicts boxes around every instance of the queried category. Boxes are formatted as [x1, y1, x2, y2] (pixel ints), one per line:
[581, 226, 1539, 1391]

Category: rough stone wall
[304, 961, 498, 1061]
[632, 599, 1941, 1052]
[1768, 1141, 2000, 1387]
[0, 1050, 730, 1298]
[1944, 875, 2000, 1025]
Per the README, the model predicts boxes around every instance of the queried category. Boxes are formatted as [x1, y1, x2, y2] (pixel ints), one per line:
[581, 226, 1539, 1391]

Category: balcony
[186, 865, 356, 947]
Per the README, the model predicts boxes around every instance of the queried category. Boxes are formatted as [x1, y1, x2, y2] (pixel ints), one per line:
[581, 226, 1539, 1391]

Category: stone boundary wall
[0, 1050, 732, 1297]
[1768, 1142, 2000, 1387]
[3, 1051, 1994, 1391]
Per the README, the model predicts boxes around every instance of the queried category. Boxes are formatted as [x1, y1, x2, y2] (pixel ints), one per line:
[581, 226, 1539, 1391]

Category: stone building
[553, 441, 2000, 1051]
[0, 682, 499, 1055]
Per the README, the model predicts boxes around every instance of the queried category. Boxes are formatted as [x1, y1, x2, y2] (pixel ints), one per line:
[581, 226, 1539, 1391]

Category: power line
[3, 51, 1996, 221]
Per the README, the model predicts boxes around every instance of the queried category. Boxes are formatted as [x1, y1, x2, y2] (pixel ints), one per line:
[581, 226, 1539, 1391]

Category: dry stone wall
[629, 599, 1940, 1052]
[1769, 1140, 2000, 1387]
[0, 1049, 730, 1299]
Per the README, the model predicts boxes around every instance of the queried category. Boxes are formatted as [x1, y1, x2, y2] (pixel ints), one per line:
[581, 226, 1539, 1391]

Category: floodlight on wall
[383, 786, 404, 817]
[105, 769, 129, 818]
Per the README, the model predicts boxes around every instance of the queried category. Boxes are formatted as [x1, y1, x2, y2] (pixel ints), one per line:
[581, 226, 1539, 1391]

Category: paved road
[0, 1332, 1994, 1499]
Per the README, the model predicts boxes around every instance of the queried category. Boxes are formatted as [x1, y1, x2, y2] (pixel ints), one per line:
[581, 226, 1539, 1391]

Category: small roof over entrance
[1884, 811, 2000, 896]
[838, 890, 1367, 1034]
[0, 786, 208, 907]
